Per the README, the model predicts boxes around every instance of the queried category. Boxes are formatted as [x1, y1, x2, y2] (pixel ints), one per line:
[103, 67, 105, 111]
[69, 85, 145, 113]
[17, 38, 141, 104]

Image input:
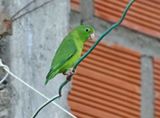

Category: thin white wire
[0, 59, 9, 84]
[31, 94, 59, 118]
[0, 59, 77, 118]
[0, 69, 9, 84]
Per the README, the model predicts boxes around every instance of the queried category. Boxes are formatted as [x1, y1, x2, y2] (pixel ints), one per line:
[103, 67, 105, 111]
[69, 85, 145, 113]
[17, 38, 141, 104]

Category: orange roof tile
[68, 41, 141, 118]
[153, 59, 160, 118]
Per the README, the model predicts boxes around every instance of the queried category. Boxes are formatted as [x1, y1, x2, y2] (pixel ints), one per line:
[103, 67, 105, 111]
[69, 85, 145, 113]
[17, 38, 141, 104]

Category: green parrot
[45, 25, 95, 85]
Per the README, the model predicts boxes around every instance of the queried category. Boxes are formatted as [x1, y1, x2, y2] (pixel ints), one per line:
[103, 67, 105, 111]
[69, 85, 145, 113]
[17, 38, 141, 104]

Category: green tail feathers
[45, 69, 58, 85]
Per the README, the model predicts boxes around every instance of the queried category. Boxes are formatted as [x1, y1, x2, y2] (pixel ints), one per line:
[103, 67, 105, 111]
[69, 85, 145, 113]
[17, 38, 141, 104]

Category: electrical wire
[11, 0, 54, 22]
[0, 59, 77, 118]
[30, 0, 136, 117]
[31, 79, 71, 118]
[73, 0, 135, 69]
[0, 60, 9, 84]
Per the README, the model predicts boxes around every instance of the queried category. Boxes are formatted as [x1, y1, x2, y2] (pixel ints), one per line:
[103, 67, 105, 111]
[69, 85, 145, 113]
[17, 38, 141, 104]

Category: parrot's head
[74, 25, 95, 43]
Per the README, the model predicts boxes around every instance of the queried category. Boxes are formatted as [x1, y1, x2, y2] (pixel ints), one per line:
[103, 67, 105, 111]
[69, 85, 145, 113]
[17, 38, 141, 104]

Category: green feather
[45, 69, 58, 85]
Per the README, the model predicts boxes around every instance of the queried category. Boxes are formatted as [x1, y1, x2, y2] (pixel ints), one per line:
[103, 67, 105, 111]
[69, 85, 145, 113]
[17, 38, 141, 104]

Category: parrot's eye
[85, 28, 89, 32]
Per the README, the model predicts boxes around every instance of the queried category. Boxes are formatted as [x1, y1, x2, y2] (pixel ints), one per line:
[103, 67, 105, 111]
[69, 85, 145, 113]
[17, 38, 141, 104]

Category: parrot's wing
[51, 37, 77, 70]
[46, 37, 77, 84]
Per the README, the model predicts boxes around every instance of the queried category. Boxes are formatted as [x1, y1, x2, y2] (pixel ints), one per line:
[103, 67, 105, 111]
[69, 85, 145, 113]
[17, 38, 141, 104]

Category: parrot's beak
[90, 33, 95, 40]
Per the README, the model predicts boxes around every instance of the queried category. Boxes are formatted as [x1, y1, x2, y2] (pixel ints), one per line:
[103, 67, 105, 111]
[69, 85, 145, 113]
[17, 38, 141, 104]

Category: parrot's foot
[65, 69, 75, 81]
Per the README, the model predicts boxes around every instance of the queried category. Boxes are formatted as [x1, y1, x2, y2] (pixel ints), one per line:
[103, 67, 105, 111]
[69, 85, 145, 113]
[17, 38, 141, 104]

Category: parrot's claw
[66, 69, 75, 81]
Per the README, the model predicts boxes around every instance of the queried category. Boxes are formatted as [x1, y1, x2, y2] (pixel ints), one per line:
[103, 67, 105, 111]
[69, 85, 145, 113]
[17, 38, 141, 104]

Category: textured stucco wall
[0, 1, 12, 118]
[0, 0, 72, 118]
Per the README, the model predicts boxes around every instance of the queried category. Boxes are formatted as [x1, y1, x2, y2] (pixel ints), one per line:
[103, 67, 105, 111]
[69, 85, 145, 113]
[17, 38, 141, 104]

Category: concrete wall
[0, 1, 13, 118]
[0, 0, 71, 118]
